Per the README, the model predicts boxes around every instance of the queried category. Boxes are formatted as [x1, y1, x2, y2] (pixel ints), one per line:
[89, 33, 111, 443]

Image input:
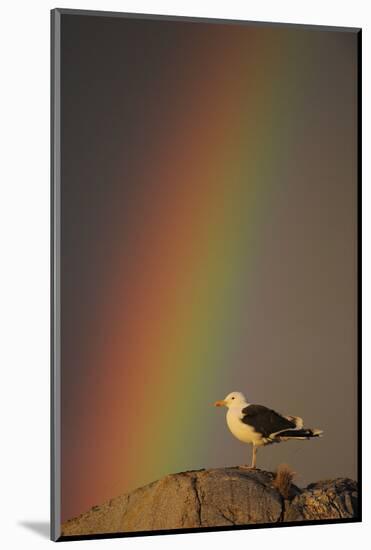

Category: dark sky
[59, 13, 359, 523]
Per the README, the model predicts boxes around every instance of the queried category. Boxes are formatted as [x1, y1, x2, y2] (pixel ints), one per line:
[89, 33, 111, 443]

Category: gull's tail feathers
[275, 428, 324, 440]
[285, 415, 303, 429]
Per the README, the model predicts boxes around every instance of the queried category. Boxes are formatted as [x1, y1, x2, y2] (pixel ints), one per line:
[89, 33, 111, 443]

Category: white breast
[226, 407, 264, 445]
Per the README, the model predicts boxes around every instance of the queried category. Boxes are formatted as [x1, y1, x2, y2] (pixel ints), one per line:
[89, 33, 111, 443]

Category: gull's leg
[239, 445, 258, 469]
[251, 445, 257, 469]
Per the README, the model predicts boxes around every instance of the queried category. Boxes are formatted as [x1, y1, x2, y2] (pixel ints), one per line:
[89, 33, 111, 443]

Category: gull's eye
[231, 397, 235, 400]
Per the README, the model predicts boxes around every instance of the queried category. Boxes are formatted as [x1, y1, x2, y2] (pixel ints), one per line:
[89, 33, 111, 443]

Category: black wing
[241, 404, 295, 438]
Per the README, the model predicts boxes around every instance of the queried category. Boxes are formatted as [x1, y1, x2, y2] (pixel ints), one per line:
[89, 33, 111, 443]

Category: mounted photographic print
[51, 8, 361, 541]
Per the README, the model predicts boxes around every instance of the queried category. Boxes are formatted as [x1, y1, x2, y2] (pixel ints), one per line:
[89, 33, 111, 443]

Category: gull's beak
[214, 400, 227, 407]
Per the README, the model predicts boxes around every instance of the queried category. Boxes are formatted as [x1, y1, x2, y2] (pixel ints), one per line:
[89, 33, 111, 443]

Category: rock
[284, 478, 358, 521]
[61, 467, 358, 537]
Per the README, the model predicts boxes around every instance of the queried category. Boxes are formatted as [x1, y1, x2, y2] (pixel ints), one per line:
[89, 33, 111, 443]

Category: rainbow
[61, 20, 331, 522]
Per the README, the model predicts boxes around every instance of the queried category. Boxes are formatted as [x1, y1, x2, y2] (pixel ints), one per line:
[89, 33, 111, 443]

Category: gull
[214, 391, 323, 468]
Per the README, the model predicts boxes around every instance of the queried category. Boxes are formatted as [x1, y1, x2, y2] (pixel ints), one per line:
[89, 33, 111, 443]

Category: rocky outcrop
[61, 467, 358, 536]
[285, 478, 358, 521]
